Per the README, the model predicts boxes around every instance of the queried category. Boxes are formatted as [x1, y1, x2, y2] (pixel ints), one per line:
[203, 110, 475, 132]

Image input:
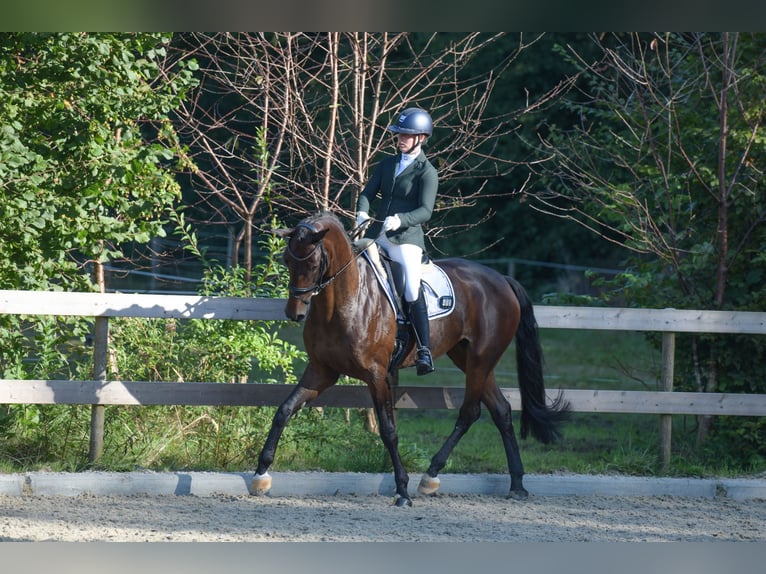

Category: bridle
[285, 222, 361, 305]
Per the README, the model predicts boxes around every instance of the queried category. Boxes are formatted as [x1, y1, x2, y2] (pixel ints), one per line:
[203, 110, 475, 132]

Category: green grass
[395, 328, 663, 391]
[395, 410, 671, 476]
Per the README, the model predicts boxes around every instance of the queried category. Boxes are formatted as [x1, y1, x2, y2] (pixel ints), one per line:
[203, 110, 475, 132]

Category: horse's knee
[374, 407, 399, 443]
[379, 428, 401, 455]
[273, 403, 294, 427]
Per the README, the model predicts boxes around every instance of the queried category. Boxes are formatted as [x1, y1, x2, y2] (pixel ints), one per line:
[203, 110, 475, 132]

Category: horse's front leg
[251, 363, 338, 495]
[370, 374, 411, 507]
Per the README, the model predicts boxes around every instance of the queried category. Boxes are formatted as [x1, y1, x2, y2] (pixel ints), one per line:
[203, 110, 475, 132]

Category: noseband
[285, 222, 359, 304]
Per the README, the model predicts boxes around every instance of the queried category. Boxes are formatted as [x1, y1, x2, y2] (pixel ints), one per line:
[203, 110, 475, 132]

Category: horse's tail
[506, 276, 570, 444]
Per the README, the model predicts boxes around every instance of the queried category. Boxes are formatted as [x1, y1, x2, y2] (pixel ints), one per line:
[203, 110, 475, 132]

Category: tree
[0, 32, 198, 292]
[0, 32, 197, 383]
[164, 33, 566, 278]
[526, 32, 766, 448]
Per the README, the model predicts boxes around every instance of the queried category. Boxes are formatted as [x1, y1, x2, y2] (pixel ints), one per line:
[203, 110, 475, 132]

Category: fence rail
[1, 289, 765, 466]
[2, 380, 765, 417]
[3, 289, 765, 332]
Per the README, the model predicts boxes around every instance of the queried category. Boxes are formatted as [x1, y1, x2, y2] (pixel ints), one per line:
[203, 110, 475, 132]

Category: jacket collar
[394, 150, 426, 175]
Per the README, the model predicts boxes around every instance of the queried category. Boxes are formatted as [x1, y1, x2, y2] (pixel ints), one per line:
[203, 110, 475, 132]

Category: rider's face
[395, 133, 421, 152]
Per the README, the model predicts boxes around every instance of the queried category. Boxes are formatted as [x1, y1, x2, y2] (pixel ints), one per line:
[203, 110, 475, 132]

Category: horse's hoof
[250, 472, 272, 495]
[393, 494, 413, 508]
[507, 488, 529, 501]
[417, 474, 440, 495]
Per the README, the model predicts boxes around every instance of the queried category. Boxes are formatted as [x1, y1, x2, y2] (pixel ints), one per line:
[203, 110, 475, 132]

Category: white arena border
[0, 471, 765, 500]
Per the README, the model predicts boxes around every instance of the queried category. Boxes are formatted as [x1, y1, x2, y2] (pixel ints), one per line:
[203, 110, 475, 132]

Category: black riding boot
[407, 291, 435, 376]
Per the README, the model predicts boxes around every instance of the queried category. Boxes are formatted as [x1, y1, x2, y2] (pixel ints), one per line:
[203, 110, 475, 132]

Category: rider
[356, 106, 438, 376]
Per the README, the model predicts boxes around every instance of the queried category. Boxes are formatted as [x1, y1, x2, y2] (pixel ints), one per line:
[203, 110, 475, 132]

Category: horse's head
[275, 220, 329, 322]
[275, 213, 353, 322]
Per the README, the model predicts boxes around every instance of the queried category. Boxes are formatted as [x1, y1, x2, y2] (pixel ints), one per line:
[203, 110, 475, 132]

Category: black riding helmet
[387, 107, 433, 136]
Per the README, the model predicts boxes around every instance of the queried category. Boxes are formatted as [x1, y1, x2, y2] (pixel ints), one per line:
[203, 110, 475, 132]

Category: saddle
[360, 249, 455, 323]
[359, 246, 455, 373]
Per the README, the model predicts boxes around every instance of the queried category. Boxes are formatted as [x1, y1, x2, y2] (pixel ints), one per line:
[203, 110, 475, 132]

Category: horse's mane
[289, 211, 351, 253]
[301, 211, 346, 235]
[306, 210, 342, 227]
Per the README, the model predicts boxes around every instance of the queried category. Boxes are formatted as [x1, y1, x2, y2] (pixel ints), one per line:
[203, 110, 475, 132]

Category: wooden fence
[1, 289, 766, 467]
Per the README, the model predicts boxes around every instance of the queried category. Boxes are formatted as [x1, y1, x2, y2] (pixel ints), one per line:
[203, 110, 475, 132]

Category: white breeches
[377, 235, 423, 302]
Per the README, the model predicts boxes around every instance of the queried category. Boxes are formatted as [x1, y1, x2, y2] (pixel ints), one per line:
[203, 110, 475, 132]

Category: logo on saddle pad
[362, 251, 455, 321]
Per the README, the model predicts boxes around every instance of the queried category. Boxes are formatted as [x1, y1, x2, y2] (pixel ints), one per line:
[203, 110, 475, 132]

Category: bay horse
[252, 211, 569, 506]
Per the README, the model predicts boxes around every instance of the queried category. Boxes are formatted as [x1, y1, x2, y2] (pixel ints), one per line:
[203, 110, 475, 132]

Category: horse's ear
[311, 228, 330, 243]
[273, 228, 294, 239]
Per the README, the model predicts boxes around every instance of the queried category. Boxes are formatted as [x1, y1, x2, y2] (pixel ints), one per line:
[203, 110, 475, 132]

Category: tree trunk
[698, 32, 736, 445]
[243, 216, 253, 283]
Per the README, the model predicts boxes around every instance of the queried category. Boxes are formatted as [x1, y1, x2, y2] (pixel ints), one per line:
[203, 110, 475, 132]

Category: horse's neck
[311, 247, 363, 322]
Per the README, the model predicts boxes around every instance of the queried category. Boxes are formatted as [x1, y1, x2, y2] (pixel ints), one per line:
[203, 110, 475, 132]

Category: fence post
[89, 256, 108, 463]
[659, 331, 676, 469]
[89, 316, 108, 463]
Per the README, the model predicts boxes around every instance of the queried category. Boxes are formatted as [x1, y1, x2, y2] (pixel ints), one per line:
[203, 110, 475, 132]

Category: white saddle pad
[362, 252, 455, 320]
[421, 262, 455, 319]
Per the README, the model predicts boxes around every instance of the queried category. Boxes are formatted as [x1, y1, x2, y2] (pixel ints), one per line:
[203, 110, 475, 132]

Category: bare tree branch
[162, 33, 566, 274]
[524, 33, 766, 442]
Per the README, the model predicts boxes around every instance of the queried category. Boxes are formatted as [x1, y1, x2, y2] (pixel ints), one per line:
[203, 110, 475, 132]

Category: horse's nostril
[284, 303, 307, 323]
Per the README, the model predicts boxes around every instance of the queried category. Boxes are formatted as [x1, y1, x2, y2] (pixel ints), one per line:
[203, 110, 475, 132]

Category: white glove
[383, 214, 401, 232]
[356, 211, 370, 226]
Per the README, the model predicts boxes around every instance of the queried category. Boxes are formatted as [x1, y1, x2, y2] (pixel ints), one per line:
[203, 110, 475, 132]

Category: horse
[252, 211, 569, 507]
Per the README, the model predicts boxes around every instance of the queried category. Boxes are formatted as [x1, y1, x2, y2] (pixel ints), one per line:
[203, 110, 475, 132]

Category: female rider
[356, 107, 438, 375]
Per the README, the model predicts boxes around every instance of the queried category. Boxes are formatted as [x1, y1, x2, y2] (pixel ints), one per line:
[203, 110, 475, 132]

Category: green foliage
[0, 312, 93, 468]
[274, 408, 400, 473]
[107, 283, 303, 386]
[0, 32, 205, 470]
[700, 417, 766, 472]
[0, 32, 198, 290]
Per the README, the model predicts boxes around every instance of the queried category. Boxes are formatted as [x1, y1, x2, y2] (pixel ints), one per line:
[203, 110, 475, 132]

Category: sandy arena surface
[2, 490, 765, 542]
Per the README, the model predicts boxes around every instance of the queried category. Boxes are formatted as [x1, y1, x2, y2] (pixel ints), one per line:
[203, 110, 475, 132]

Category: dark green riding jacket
[356, 150, 438, 250]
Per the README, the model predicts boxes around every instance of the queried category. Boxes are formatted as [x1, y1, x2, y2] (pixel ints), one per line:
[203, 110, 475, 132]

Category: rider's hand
[383, 215, 401, 232]
[356, 211, 370, 226]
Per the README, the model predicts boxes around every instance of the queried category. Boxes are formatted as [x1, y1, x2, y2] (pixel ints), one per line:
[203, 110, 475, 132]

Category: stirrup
[415, 347, 435, 376]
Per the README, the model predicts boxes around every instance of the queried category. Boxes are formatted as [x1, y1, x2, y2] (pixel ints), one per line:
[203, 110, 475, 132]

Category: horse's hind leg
[483, 382, 528, 500]
[418, 394, 482, 495]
